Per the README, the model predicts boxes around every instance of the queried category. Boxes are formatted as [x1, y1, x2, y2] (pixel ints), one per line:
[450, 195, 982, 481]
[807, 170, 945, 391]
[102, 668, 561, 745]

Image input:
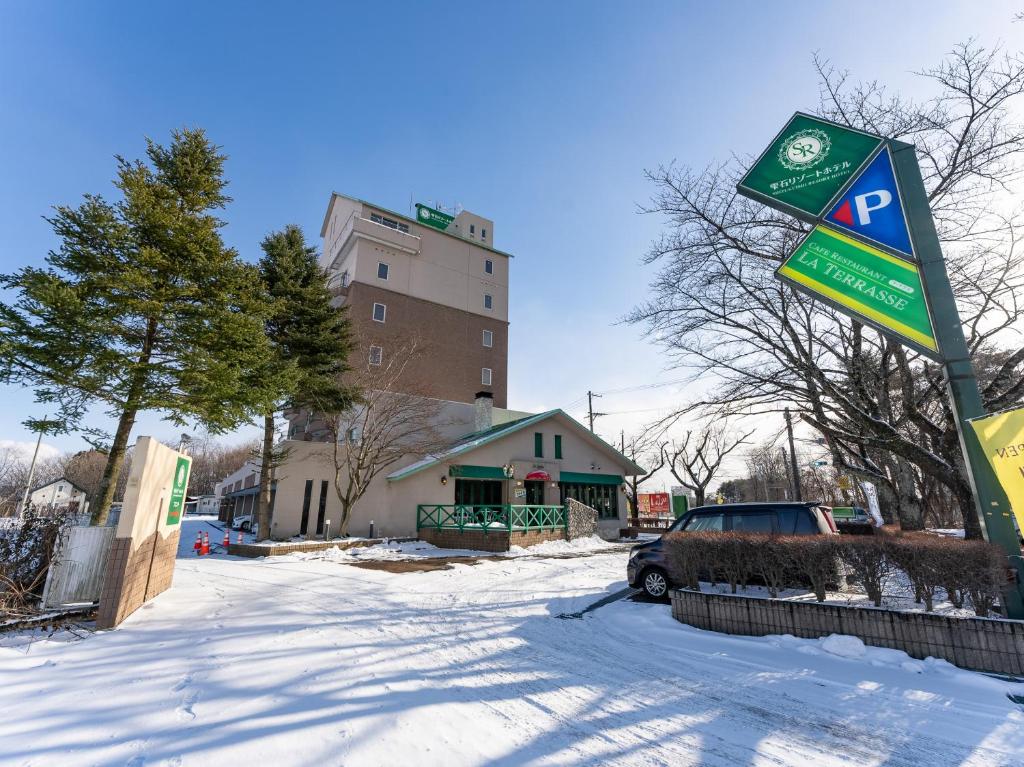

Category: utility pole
[587, 391, 605, 432]
[784, 408, 802, 501]
[18, 426, 44, 520]
[891, 140, 1024, 617]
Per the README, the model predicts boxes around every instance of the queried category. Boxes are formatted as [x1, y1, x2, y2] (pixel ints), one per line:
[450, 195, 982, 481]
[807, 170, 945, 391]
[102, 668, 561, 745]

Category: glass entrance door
[524, 481, 544, 505]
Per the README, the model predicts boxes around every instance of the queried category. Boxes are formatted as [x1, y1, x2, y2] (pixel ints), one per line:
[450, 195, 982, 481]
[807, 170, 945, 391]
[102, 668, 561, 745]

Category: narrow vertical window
[316, 480, 328, 535]
[377, 262, 389, 280]
[482, 329, 493, 348]
[372, 303, 386, 322]
[484, 294, 492, 310]
[554, 435, 563, 460]
[300, 480, 313, 535]
[485, 259, 493, 274]
[369, 345, 383, 366]
[481, 368, 492, 386]
[534, 432, 543, 458]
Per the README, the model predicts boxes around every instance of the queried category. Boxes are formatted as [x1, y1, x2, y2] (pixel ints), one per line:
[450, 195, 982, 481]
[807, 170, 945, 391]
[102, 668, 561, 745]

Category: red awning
[525, 470, 551, 481]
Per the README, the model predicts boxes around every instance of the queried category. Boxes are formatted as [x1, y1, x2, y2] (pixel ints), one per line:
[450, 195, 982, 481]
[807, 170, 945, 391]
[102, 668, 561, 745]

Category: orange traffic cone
[222, 530, 230, 549]
[194, 532, 202, 556]
[236, 530, 243, 545]
[200, 531, 210, 556]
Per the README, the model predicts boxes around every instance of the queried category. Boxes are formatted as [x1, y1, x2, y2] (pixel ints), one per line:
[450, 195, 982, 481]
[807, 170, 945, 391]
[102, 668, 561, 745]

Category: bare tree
[620, 431, 666, 522]
[663, 424, 754, 506]
[629, 42, 1024, 538]
[186, 436, 260, 496]
[323, 339, 453, 536]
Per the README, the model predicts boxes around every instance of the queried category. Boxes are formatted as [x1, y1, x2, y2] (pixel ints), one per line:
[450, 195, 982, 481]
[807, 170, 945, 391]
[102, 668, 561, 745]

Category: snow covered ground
[2, 518, 1023, 766]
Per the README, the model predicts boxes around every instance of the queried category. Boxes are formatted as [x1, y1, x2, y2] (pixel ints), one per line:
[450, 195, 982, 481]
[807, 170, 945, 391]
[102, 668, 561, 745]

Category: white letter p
[854, 190, 892, 225]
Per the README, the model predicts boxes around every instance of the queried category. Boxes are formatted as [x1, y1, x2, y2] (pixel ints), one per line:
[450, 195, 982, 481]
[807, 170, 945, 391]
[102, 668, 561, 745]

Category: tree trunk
[89, 318, 156, 527]
[89, 405, 139, 526]
[256, 411, 275, 542]
[694, 488, 706, 507]
[955, 480, 984, 540]
[894, 456, 924, 531]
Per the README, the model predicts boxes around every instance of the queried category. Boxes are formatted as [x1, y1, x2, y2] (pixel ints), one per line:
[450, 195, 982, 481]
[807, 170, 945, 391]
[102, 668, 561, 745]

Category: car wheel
[242, 522, 250, 532]
[641, 567, 669, 599]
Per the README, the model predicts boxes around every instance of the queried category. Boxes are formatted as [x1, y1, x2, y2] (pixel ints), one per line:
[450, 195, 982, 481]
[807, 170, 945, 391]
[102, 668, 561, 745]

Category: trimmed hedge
[662, 531, 1009, 616]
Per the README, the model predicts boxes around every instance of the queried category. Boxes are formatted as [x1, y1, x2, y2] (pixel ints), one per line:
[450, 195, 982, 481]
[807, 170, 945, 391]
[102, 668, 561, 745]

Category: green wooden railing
[416, 504, 567, 533]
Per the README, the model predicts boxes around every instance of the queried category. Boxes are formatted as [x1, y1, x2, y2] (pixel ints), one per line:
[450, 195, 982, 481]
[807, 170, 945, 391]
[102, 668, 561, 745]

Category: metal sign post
[889, 140, 1024, 616]
[739, 114, 1024, 618]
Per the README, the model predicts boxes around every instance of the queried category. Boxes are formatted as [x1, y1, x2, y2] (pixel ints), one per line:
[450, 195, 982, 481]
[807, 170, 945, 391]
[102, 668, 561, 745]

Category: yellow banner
[969, 408, 1024, 534]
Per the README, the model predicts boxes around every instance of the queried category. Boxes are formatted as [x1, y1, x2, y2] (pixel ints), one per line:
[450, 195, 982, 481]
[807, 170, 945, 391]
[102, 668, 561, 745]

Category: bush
[0, 510, 74, 617]
[660, 529, 1009, 615]
[838, 536, 891, 607]
[787, 536, 840, 602]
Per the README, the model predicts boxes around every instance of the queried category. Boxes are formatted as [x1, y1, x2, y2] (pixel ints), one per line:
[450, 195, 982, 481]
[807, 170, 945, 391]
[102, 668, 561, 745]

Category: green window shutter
[534, 432, 543, 458]
[554, 435, 563, 460]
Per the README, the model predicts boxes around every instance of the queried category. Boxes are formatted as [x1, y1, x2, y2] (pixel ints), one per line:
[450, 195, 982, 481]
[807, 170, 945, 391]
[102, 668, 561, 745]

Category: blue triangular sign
[825, 147, 914, 257]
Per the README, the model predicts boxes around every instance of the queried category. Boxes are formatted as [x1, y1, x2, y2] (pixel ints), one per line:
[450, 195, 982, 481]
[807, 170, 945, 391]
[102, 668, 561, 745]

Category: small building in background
[28, 477, 89, 516]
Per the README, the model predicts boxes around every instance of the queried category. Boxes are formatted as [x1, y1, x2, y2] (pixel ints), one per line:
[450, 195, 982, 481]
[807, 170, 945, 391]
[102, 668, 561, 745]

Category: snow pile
[819, 634, 867, 659]
[285, 539, 496, 563]
[505, 535, 621, 557]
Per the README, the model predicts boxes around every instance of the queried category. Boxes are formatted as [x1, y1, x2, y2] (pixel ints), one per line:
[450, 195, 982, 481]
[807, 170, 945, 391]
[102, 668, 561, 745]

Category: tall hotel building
[288, 194, 511, 440]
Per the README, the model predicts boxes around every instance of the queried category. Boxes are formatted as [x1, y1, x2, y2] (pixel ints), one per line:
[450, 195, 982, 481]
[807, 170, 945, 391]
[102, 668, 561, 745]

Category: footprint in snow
[171, 675, 192, 693]
[176, 689, 200, 720]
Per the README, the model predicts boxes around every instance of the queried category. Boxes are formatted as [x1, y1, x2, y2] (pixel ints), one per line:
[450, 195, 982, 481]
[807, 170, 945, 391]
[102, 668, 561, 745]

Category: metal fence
[41, 525, 115, 608]
[416, 504, 567, 533]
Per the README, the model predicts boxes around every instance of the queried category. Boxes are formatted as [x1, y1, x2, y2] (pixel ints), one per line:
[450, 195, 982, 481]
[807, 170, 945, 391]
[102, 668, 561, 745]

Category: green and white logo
[779, 129, 830, 170]
[419, 207, 430, 219]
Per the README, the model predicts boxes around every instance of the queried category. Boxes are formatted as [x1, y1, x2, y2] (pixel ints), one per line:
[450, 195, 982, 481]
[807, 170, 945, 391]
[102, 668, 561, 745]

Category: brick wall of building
[346, 282, 509, 408]
[670, 588, 1024, 676]
[96, 529, 180, 629]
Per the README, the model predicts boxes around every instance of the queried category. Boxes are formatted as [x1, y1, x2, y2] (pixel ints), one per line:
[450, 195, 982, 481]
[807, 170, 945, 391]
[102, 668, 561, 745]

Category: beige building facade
[266, 398, 642, 542]
[284, 194, 511, 445]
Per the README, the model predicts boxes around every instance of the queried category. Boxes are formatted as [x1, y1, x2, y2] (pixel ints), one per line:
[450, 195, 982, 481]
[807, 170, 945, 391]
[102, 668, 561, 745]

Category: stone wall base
[418, 527, 567, 553]
[670, 588, 1024, 676]
[97, 529, 180, 629]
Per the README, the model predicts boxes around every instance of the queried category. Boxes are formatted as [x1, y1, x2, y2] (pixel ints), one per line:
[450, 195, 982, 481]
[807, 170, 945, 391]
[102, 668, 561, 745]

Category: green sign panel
[738, 113, 882, 221]
[777, 226, 939, 357]
[415, 203, 454, 231]
[165, 455, 191, 526]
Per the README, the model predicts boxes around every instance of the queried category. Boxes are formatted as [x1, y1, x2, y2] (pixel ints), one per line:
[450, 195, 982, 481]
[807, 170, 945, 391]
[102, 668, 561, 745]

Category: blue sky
[1, 1, 1021, 474]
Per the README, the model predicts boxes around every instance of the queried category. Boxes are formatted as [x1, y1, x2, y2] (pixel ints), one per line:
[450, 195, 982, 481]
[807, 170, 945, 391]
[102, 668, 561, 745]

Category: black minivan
[626, 502, 838, 599]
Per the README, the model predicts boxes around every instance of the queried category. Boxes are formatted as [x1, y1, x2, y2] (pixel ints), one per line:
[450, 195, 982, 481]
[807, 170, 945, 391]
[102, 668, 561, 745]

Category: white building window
[485, 259, 493, 274]
[482, 329, 493, 348]
[484, 293, 492, 310]
[369, 345, 383, 366]
[482, 228, 487, 241]
[370, 212, 409, 234]
[372, 303, 386, 323]
[377, 262, 389, 280]
[481, 368, 492, 386]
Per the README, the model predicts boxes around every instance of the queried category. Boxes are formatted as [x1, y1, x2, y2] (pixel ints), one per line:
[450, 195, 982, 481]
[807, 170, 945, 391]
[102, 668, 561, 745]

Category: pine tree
[0, 129, 280, 525]
[255, 225, 355, 540]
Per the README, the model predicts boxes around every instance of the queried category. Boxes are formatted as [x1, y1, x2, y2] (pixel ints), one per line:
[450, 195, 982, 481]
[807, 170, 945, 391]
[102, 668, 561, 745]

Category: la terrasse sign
[779, 226, 937, 355]
[738, 113, 940, 359]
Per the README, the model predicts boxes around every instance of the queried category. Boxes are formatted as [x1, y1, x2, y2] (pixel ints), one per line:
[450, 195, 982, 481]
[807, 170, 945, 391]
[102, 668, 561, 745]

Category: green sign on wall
[165, 455, 191, 526]
[738, 113, 882, 221]
[415, 203, 455, 231]
[778, 226, 938, 357]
